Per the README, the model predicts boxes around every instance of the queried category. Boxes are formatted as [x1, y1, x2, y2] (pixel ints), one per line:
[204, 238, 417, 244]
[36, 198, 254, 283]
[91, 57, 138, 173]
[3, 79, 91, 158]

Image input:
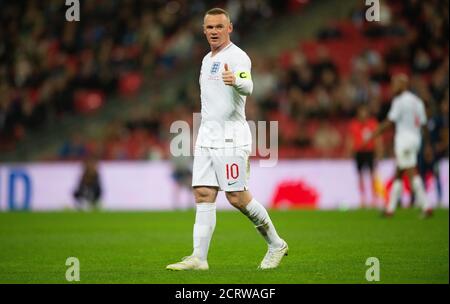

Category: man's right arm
[370, 119, 394, 140]
[363, 99, 397, 146]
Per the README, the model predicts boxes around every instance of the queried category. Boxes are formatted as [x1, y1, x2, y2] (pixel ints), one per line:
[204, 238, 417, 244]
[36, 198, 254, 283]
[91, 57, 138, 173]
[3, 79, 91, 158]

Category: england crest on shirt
[210, 62, 221, 74]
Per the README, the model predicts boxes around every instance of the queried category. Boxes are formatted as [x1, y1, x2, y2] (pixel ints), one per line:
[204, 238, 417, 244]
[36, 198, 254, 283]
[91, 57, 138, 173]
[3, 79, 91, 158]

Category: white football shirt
[387, 90, 427, 147]
[196, 42, 253, 148]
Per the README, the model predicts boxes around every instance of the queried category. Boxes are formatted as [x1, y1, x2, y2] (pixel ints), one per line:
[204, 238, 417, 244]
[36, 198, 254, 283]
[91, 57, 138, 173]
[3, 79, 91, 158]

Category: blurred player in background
[167, 8, 288, 271]
[73, 158, 102, 211]
[347, 104, 382, 208]
[418, 98, 449, 207]
[367, 74, 432, 218]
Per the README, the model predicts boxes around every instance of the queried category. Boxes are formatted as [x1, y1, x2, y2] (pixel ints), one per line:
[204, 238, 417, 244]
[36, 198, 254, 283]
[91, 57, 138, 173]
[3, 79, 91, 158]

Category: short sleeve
[387, 99, 400, 122]
[418, 101, 427, 125]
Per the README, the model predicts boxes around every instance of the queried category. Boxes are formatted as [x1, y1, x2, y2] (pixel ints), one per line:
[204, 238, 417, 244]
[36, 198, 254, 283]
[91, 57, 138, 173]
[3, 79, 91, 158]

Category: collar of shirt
[210, 42, 234, 58]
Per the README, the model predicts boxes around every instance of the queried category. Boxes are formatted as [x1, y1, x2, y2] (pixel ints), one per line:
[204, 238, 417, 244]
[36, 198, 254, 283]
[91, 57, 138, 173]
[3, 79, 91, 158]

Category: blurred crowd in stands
[0, 0, 448, 161]
[0, 0, 300, 155]
[255, 0, 449, 158]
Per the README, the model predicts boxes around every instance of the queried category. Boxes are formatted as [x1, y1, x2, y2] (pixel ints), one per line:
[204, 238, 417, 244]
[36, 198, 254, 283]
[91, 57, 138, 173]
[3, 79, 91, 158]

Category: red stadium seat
[335, 20, 361, 40]
[278, 50, 294, 69]
[74, 90, 105, 114]
[119, 72, 143, 97]
[300, 40, 321, 62]
[389, 64, 411, 77]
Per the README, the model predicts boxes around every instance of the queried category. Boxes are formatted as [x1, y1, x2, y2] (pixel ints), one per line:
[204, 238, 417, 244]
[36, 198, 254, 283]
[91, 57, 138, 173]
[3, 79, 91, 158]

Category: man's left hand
[222, 63, 235, 86]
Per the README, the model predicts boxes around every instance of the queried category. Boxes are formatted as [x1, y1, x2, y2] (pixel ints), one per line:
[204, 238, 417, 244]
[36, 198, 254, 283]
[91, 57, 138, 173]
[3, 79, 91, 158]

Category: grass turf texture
[0, 209, 448, 284]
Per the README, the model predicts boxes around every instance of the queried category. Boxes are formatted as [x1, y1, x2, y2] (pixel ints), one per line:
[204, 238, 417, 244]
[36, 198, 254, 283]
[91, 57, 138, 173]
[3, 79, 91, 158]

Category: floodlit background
[0, 0, 448, 211]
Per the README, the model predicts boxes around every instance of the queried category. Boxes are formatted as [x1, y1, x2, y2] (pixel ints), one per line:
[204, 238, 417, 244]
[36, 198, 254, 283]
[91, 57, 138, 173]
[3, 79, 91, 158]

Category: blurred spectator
[59, 133, 87, 160]
[252, 54, 277, 104]
[312, 121, 342, 158]
[73, 158, 102, 211]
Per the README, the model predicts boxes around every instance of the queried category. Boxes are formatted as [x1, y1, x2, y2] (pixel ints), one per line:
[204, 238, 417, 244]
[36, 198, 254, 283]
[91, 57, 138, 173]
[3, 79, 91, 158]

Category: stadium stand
[0, 0, 448, 162]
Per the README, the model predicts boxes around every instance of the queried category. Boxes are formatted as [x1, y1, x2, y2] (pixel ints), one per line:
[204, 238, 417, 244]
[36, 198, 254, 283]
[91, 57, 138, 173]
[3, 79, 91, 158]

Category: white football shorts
[394, 133, 421, 169]
[192, 145, 251, 192]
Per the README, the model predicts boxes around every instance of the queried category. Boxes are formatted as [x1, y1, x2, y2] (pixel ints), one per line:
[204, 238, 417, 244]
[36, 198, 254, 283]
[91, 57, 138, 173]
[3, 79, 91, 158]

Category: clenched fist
[222, 63, 235, 86]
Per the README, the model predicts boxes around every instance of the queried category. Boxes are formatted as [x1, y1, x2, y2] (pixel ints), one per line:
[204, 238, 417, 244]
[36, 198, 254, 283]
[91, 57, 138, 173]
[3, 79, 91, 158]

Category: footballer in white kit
[388, 89, 427, 169]
[167, 8, 288, 271]
[368, 74, 432, 217]
[193, 40, 253, 192]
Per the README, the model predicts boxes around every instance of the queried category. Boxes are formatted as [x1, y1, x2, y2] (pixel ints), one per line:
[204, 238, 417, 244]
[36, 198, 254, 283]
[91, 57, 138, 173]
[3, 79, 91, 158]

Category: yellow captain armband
[236, 71, 251, 80]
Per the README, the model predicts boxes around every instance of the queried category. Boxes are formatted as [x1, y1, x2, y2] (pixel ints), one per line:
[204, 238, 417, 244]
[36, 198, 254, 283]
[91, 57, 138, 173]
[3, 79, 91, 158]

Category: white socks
[191, 199, 283, 260]
[387, 175, 430, 213]
[387, 179, 402, 213]
[240, 199, 284, 250]
[412, 175, 430, 211]
[192, 203, 216, 261]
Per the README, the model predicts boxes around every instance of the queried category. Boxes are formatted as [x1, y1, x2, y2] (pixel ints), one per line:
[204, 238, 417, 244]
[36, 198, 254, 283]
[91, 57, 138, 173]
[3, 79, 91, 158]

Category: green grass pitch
[0, 209, 448, 284]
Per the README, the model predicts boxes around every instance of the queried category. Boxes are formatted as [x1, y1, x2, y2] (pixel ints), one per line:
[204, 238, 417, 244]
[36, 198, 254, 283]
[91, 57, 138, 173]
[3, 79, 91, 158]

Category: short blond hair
[204, 8, 231, 21]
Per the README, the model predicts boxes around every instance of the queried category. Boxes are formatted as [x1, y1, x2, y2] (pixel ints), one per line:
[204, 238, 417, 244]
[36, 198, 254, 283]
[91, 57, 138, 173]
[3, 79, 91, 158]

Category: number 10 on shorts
[226, 163, 239, 179]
